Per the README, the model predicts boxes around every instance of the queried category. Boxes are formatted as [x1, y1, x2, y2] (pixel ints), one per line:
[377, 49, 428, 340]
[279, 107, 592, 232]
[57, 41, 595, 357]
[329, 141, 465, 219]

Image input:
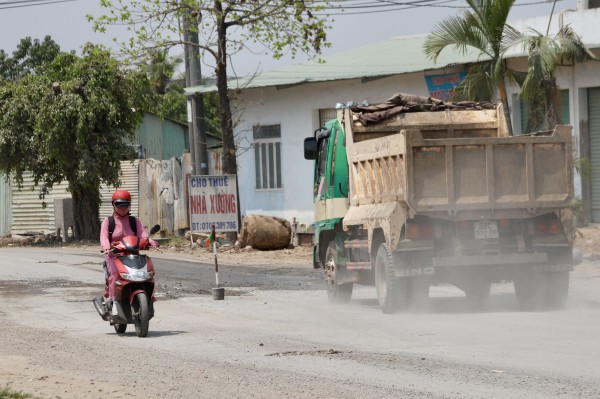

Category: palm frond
[458, 61, 495, 101]
[555, 25, 598, 62]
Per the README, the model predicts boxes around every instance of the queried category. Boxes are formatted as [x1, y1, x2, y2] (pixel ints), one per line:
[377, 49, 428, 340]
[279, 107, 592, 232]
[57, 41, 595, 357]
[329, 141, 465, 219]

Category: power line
[0, 0, 76, 10]
[317, 0, 566, 14]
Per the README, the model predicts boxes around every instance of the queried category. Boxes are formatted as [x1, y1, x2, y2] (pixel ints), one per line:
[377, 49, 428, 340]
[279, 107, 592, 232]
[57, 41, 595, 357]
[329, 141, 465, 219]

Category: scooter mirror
[150, 224, 161, 235]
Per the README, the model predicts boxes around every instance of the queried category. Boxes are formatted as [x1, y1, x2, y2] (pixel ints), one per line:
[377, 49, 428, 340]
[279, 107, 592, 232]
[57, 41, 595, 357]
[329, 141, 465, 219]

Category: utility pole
[189, 26, 209, 175]
[183, 8, 209, 176]
[183, 27, 196, 175]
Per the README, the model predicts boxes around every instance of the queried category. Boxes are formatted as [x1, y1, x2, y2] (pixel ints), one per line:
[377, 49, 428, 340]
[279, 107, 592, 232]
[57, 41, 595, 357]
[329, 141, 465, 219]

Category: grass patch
[0, 384, 33, 399]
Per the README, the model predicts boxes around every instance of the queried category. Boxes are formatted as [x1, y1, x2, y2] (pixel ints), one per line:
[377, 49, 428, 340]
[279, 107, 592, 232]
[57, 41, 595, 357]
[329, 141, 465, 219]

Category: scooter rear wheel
[133, 292, 150, 338]
[114, 323, 127, 334]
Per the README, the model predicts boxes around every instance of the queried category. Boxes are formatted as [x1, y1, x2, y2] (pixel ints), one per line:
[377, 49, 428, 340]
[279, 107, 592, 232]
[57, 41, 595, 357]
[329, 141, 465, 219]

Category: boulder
[238, 215, 292, 251]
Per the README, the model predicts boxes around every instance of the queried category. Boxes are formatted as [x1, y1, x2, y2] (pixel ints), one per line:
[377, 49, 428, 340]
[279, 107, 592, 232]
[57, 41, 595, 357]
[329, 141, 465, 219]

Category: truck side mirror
[304, 137, 317, 160]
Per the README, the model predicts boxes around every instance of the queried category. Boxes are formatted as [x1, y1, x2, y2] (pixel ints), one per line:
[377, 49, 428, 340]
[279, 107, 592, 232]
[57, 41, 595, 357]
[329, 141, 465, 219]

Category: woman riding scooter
[94, 189, 159, 318]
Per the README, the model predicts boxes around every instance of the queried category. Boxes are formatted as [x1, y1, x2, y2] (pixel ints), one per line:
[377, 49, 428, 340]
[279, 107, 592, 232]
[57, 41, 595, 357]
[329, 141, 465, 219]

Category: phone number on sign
[191, 221, 237, 231]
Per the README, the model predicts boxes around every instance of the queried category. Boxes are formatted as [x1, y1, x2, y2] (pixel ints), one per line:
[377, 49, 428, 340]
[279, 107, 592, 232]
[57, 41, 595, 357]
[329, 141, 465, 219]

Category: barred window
[319, 108, 337, 127]
[253, 124, 282, 190]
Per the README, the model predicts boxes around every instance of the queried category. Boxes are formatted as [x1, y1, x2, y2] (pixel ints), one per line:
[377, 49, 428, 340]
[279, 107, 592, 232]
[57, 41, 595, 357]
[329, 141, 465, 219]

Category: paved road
[1, 246, 600, 399]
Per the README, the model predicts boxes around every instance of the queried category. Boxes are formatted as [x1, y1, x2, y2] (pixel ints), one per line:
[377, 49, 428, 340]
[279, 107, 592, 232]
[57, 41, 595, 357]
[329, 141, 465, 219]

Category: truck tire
[375, 243, 407, 314]
[325, 241, 353, 304]
[464, 281, 491, 302]
[514, 269, 545, 311]
[407, 277, 429, 312]
[545, 271, 569, 309]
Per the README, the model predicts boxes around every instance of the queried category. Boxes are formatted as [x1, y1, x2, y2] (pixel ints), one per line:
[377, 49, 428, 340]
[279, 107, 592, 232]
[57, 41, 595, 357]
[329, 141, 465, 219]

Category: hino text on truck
[304, 93, 575, 313]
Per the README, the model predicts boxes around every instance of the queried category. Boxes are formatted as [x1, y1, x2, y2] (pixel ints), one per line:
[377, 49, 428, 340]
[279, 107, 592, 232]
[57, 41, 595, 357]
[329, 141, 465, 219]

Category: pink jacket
[100, 214, 149, 252]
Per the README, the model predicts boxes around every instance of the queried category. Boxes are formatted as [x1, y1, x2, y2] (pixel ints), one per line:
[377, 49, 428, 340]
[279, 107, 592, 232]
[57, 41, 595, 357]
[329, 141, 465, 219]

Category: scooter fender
[129, 288, 146, 304]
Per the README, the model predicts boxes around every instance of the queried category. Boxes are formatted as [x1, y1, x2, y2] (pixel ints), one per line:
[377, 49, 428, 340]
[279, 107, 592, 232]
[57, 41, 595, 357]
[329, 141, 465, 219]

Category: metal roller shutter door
[588, 87, 600, 222]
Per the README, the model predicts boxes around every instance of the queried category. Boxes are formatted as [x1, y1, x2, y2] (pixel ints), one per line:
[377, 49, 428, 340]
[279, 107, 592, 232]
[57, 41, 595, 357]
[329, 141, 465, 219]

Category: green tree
[0, 36, 64, 81]
[0, 45, 148, 239]
[143, 49, 182, 95]
[517, 25, 597, 130]
[424, 0, 521, 135]
[91, 0, 331, 178]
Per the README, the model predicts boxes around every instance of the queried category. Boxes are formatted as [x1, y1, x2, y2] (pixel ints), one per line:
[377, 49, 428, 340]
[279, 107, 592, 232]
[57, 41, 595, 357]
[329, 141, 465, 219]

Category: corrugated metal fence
[11, 161, 139, 235]
[8, 157, 193, 236]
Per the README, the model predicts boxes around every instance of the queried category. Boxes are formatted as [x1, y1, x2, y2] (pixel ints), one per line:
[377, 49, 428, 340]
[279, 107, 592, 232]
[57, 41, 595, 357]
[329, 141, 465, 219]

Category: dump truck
[304, 93, 575, 313]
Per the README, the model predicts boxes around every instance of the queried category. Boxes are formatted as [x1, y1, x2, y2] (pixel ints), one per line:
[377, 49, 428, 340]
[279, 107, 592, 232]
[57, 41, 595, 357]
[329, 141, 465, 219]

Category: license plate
[474, 221, 499, 239]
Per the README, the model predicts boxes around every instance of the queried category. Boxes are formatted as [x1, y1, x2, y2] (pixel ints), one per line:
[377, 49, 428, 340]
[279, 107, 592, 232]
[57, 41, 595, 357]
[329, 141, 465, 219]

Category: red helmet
[112, 189, 131, 206]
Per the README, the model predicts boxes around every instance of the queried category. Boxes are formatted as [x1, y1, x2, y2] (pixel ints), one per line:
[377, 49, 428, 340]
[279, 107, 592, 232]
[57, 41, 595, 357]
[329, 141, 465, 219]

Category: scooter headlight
[120, 270, 155, 282]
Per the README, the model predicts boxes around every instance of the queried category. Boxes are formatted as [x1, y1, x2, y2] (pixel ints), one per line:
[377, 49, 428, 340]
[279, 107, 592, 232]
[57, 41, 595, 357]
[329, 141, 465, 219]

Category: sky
[0, 0, 580, 77]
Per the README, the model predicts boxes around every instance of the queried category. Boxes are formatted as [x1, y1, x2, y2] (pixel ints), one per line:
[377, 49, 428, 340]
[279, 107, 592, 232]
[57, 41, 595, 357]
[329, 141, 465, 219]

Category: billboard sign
[425, 72, 466, 101]
[188, 175, 238, 233]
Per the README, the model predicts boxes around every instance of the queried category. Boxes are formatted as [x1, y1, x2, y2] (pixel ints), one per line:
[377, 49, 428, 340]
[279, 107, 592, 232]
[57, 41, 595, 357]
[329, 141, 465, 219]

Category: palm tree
[517, 25, 597, 130]
[144, 50, 183, 95]
[424, 0, 521, 136]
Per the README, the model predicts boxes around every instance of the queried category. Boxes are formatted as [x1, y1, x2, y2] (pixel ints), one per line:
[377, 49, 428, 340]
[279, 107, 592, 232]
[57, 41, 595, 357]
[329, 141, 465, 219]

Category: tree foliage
[90, 0, 332, 180]
[0, 45, 148, 239]
[0, 36, 66, 81]
[516, 25, 597, 130]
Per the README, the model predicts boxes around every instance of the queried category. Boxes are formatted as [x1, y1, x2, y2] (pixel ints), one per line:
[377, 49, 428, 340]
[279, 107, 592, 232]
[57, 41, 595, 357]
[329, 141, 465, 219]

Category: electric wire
[0, 0, 76, 10]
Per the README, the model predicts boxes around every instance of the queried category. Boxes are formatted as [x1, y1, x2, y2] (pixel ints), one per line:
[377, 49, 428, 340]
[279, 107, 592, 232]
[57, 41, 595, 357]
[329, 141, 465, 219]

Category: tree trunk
[497, 79, 514, 136]
[70, 182, 101, 240]
[544, 78, 560, 130]
[216, 7, 239, 240]
[215, 11, 237, 176]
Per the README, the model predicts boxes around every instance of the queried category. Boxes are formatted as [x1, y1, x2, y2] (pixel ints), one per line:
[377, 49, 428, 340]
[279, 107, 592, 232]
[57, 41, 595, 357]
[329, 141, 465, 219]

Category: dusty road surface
[1, 244, 600, 399]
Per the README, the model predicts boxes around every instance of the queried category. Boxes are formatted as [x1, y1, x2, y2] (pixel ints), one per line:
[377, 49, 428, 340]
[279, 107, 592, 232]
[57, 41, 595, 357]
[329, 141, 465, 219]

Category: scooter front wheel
[132, 292, 150, 337]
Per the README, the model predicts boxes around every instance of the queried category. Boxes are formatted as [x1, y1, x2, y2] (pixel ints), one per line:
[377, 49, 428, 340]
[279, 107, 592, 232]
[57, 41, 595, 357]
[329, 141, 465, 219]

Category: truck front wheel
[375, 243, 407, 314]
[325, 242, 353, 304]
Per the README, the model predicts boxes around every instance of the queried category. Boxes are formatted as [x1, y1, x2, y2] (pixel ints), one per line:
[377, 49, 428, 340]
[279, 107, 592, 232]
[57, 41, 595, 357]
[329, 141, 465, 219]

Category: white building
[187, 3, 600, 226]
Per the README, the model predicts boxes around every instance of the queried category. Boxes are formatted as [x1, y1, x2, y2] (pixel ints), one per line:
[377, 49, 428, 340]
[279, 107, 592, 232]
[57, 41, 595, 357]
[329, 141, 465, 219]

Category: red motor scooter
[93, 224, 160, 337]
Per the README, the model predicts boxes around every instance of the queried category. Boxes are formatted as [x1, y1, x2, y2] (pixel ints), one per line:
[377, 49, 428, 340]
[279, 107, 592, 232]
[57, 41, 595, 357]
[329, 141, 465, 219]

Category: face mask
[114, 205, 130, 217]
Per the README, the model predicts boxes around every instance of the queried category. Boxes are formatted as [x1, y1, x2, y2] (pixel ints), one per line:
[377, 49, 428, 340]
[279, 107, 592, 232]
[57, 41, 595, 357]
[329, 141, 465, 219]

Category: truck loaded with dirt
[304, 93, 575, 313]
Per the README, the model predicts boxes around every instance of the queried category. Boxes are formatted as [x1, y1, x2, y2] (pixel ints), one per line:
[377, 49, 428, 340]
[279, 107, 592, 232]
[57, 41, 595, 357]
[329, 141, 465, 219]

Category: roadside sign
[188, 175, 238, 233]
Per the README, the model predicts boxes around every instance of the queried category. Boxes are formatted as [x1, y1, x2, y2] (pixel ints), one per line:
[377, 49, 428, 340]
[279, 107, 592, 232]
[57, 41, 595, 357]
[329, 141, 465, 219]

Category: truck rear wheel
[375, 243, 407, 314]
[515, 269, 569, 311]
[545, 271, 569, 309]
[407, 277, 429, 312]
[514, 269, 545, 311]
[464, 281, 491, 302]
[325, 242, 353, 304]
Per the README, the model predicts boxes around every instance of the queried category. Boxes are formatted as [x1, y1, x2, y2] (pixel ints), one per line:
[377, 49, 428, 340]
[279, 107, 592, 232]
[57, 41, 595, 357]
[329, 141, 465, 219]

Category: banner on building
[425, 72, 466, 101]
[188, 175, 238, 233]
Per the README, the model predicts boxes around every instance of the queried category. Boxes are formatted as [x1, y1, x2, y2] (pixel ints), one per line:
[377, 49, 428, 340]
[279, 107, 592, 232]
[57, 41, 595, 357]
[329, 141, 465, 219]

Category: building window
[253, 124, 282, 190]
[319, 108, 337, 128]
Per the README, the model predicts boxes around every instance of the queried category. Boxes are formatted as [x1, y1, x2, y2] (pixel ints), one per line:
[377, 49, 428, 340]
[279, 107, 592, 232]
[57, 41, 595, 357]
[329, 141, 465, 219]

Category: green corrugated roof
[185, 34, 486, 94]
[185, 31, 600, 95]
